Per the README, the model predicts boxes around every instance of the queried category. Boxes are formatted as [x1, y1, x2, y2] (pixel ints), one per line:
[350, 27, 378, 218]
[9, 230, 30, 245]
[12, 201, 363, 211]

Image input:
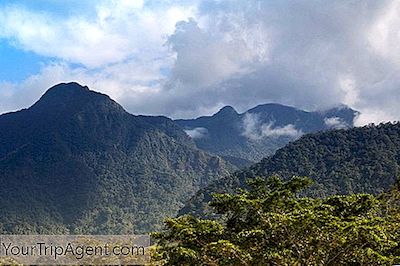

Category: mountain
[180, 122, 400, 217]
[175, 103, 358, 167]
[0, 82, 232, 234]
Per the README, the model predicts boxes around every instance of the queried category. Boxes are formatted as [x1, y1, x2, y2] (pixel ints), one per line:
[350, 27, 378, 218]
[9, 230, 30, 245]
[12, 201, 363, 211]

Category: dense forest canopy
[0, 83, 232, 234]
[154, 176, 400, 265]
[181, 122, 400, 218]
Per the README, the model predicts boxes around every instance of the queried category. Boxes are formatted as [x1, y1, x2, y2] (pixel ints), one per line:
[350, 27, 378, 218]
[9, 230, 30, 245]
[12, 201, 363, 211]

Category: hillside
[0, 82, 232, 234]
[180, 122, 400, 217]
[175, 103, 358, 166]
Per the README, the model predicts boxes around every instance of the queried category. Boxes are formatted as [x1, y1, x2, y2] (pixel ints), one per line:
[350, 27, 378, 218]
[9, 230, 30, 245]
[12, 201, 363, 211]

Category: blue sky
[2, 0, 97, 16]
[0, 39, 50, 82]
[0, 0, 95, 82]
[0, 0, 400, 125]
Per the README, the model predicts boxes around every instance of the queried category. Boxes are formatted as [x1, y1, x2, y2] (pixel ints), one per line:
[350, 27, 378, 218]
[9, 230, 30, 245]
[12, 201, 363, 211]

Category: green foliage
[154, 176, 400, 265]
[182, 122, 400, 217]
[0, 83, 232, 234]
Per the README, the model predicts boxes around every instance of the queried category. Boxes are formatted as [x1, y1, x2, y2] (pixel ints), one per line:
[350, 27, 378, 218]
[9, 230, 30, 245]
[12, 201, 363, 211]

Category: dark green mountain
[175, 103, 358, 167]
[0, 82, 232, 234]
[180, 122, 400, 217]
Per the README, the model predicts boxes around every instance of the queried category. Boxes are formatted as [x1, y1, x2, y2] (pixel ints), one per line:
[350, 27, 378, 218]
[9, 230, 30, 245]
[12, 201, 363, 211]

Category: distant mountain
[175, 103, 358, 166]
[180, 122, 400, 217]
[0, 82, 232, 234]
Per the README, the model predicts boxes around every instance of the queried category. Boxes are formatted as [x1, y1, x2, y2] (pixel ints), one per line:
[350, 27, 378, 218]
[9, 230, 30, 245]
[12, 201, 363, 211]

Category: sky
[0, 0, 400, 125]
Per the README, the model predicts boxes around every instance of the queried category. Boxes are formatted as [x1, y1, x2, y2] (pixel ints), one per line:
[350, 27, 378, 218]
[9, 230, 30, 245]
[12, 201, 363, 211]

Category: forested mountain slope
[180, 122, 400, 217]
[176, 103, 357, 166]
[0, 82, 232, 233]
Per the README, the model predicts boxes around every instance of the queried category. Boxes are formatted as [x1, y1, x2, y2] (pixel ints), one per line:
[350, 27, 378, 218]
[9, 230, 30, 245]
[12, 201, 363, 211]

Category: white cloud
[0, 62, 162, 115]
[0, 1, 195, 67]
[242, 113, 302, 141]
[324, 117, 348, 130]
[166, 14, 269, 89]
[184, 127, 208, 139]
[1, 0, 400, 125]
[261, 123, 301, 138]
[354, 109, 397, 127]
[367, 0, 400, 65]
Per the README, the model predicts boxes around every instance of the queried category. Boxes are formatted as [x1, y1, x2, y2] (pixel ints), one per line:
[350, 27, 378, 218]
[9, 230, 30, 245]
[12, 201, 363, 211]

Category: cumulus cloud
[0, 1, 194, 67]
[166, 17, 266, 89]
[324, 117, 349, 130]
[1, 0, 400, 124]
[184, 127, 208, 139]
[242, 113, 302, 141]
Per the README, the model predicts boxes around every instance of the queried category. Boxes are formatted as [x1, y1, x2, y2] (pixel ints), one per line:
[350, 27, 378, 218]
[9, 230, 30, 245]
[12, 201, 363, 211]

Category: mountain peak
[31, 82, 125, 115]
[215, 106, 238, 116]
[39, 82, 90, 100]
[247, 103, 298, 114]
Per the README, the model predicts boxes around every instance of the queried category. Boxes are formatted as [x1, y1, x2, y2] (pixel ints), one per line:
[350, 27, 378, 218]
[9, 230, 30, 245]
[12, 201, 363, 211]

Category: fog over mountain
[176, 103, 358, 166]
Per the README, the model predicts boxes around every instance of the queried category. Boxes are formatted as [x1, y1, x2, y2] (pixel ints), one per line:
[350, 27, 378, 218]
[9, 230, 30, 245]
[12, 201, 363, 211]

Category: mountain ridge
[180, 121, 400, 218]
[175, 102, 358, 166]
[0, 82, 232, 233]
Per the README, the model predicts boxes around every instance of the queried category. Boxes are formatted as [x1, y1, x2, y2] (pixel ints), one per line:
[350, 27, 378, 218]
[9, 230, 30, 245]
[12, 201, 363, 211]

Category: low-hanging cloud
[324, 117, 349, 130]
[242, 113, 302, 141]
[184, 127, 208, 139]
[1, 1, 400, 124]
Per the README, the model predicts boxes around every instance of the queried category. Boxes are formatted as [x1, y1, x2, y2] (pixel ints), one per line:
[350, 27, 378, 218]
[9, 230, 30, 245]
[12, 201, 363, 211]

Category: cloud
[324, 117, 348, 130]
[162, 0, 400, 123]
[0, 62, 164, 115]
[184, 127, 208, 139]
[0, 1, 195, 67]
[261, 124, 302, 138]
[1, 1, 400, 125]
[166, 18, 266, 89]
[242, 113, 302, 141]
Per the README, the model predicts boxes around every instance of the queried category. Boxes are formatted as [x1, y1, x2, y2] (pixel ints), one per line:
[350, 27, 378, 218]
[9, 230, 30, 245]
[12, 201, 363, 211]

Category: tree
[153, 176, 400, 265]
